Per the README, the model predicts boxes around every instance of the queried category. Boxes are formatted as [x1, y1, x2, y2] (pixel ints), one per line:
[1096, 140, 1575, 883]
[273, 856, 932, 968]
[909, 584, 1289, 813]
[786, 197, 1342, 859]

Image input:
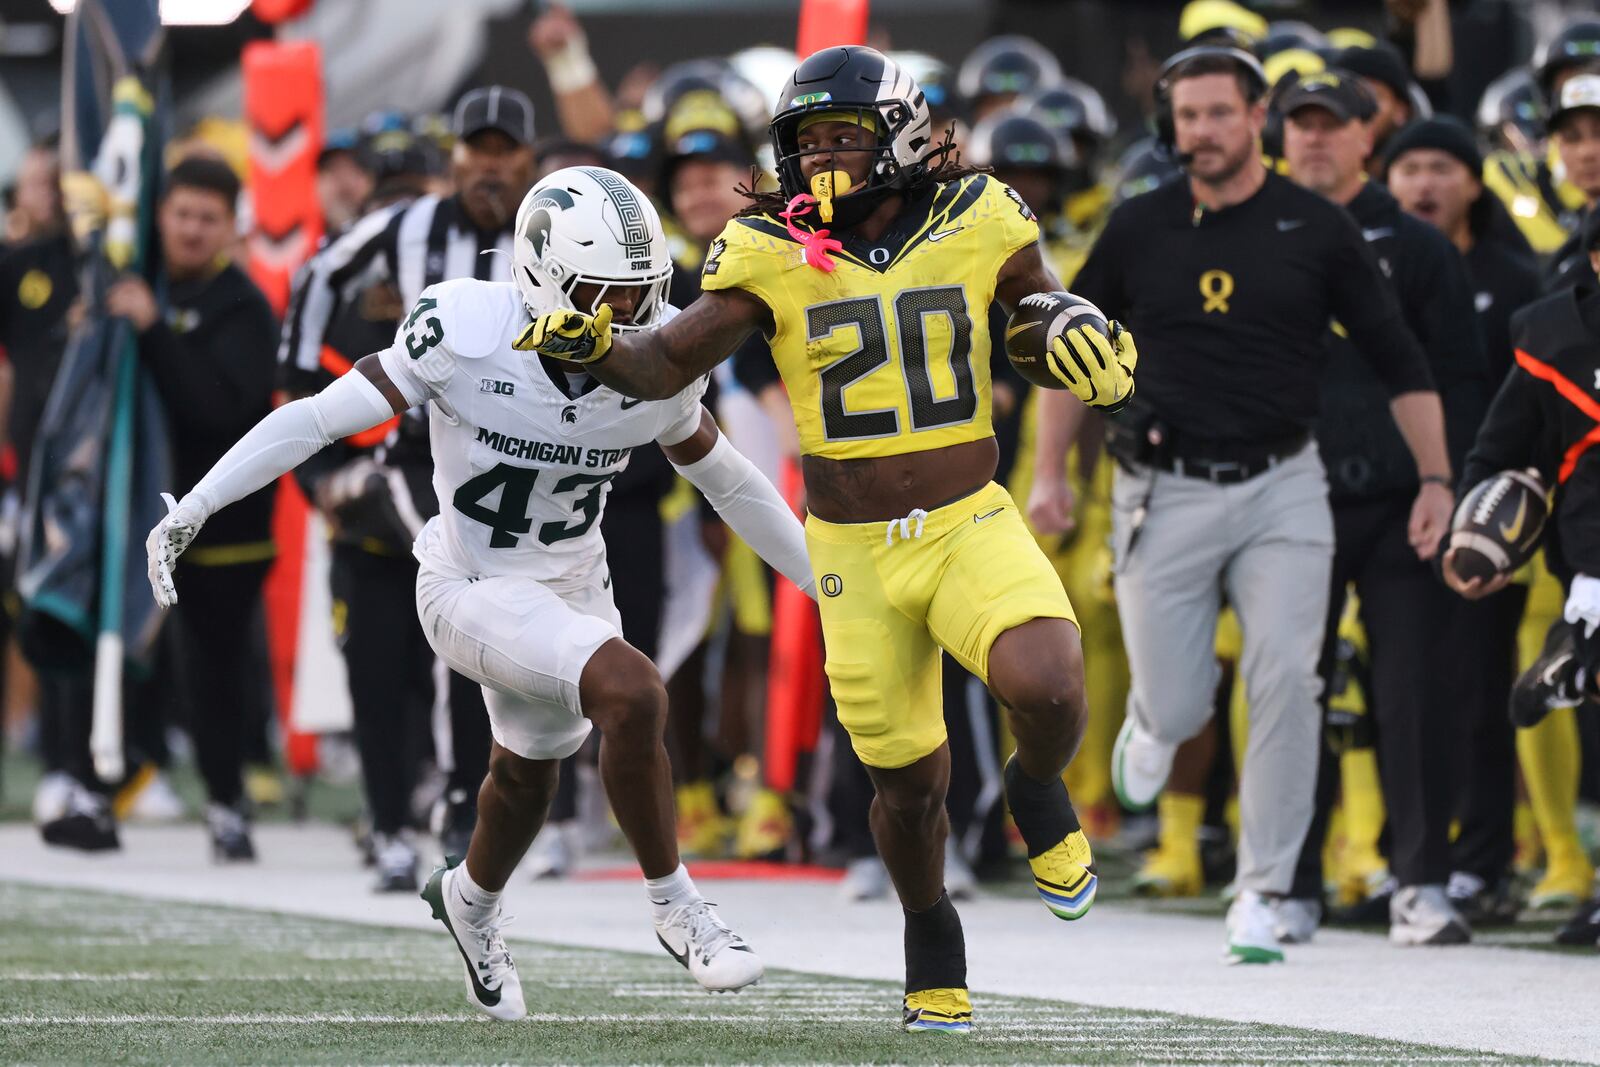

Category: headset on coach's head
[1153, 46, 1270, 161]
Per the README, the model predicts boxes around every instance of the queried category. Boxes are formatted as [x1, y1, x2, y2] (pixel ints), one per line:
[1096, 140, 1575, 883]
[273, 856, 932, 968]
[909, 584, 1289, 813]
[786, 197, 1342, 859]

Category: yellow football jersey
[700, 174, 1040, 460]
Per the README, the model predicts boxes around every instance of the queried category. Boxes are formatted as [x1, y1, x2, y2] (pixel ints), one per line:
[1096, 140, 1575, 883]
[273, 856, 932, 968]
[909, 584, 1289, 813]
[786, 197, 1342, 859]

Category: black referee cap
[453, 86, 535, 145]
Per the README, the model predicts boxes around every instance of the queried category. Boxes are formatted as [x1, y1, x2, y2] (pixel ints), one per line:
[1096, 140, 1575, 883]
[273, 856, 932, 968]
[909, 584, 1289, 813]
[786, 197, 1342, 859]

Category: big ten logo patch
[1199, 269, 1234, 314]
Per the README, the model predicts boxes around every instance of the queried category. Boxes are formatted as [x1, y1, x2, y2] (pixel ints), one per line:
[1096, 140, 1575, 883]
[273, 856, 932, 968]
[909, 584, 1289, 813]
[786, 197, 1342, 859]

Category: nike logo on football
[1275, 218, 1305, 232]
[1005, 321, 1040, 341]
[1499, 496, 1528, 543]
[620, 397, 644, 410]
[973, 507, 1004, 524]
[928, 226, 963, 242]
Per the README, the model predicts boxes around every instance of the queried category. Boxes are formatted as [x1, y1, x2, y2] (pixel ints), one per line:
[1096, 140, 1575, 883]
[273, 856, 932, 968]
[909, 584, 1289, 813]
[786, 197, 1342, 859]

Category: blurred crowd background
[3, 0, 1599, 951]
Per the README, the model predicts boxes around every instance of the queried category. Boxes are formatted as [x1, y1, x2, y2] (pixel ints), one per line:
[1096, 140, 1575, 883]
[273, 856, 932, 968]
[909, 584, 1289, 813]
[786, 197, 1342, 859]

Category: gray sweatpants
[1110, 443, 1335, 895]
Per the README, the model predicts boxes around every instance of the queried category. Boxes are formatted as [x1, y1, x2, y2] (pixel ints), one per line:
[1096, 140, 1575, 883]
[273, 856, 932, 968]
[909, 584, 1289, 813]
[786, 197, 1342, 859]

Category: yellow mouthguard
[810, 169, 852, 223]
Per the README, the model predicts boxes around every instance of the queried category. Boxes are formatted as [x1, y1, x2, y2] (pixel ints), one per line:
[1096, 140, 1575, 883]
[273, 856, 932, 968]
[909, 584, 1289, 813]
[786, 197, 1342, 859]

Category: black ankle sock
[1004, 754, 1080, 859]
[904, 891, 966, 994]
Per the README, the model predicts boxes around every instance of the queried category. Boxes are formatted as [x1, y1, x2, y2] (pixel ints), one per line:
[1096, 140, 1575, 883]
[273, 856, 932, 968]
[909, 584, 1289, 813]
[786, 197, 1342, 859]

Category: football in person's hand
[1448, 469, 1548, 583]
[1004, 291, 1111, 390]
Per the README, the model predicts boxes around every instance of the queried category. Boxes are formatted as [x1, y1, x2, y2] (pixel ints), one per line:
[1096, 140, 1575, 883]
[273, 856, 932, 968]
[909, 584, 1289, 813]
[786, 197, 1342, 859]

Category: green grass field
[0, 883, 1549, 1066]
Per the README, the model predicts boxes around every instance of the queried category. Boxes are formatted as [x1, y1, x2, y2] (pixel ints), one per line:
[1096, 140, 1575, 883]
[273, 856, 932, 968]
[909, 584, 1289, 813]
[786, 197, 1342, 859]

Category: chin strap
[778, 194, 844, 273]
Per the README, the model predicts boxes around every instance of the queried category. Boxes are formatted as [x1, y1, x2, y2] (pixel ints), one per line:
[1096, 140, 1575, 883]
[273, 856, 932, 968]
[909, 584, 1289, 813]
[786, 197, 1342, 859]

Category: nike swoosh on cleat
[424, 873, 502, 1007]
[656, 932, 690, 969]
[649, 897, 671, 906]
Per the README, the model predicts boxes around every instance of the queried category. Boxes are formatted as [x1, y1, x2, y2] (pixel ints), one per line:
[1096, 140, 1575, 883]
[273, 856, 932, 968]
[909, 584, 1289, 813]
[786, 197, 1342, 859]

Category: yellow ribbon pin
[1199, 269, 1234, 314]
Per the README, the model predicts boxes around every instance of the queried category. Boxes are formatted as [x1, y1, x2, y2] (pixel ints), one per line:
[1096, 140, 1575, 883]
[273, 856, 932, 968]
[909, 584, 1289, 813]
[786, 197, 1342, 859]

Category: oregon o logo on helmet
[819, 574, 843, 597]
[791, 91, 832, 106]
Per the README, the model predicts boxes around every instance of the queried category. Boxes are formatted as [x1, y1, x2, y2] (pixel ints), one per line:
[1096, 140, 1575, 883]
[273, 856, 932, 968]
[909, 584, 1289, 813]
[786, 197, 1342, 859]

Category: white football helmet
[512, 166, 672, 333]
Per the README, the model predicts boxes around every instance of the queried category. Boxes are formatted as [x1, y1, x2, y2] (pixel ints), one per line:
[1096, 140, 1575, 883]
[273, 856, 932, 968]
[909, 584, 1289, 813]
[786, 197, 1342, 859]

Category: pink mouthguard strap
[779, 194, 844, 273]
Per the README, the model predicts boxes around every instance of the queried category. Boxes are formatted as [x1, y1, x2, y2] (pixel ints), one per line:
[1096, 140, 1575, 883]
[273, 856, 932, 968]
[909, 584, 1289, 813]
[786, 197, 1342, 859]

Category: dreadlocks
[736, 125, 990, 219]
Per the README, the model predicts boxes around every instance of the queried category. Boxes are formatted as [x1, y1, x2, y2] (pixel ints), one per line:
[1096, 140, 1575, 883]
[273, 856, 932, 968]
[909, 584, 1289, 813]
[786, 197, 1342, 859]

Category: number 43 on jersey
[453, 463, 613, 548]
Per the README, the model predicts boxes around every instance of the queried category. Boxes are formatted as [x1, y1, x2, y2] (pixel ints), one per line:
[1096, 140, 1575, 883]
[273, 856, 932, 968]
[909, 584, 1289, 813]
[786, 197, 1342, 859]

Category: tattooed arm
[586, 288, 772, 400]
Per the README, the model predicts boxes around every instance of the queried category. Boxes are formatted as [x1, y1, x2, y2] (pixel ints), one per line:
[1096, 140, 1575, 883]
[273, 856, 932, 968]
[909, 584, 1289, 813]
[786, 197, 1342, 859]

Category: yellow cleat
[675, 781, 730, 858]
[1527, 848, 1595, 911]
[244, 764, 285, 808]
[1028, 830, 1097, 920]
[902, 987, 972, 1034]
[1132, 841, 1203, 898]
[733, 788, 791, 859]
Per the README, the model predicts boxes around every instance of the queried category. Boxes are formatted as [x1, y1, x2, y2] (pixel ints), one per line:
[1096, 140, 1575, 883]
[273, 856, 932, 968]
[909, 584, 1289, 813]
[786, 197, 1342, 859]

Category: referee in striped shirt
[278, 86, 536, 881]
[280, 86, 535, 380]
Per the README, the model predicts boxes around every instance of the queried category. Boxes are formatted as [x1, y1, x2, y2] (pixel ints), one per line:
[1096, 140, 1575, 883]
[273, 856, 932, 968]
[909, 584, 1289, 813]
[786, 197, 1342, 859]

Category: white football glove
[1564, 573, 1600, 640]
[145, 492, 206, 608]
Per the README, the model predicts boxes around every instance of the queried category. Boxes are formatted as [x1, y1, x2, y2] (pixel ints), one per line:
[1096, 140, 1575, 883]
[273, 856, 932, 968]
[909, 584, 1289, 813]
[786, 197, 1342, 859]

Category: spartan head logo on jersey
[512, 168, 672, 333]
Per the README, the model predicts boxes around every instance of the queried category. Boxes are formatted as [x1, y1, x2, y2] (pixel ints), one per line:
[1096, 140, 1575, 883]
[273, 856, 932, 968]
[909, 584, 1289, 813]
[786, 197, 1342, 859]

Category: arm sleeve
[180, 368, 397, 521]
[139, 289, 280, 439]
[669, 429, 814, 597]
[654, 373, 713, 447]
[1327, 214, 1436, 396]
[278, 203, 402, 380]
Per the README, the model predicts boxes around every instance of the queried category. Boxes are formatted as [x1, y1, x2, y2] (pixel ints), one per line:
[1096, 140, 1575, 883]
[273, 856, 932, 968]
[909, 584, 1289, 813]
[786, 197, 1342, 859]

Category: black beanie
[1383, 115, 1482, 175]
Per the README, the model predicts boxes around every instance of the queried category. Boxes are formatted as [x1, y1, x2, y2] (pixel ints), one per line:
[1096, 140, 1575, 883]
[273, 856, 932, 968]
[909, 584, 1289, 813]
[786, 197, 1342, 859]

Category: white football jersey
[377, 279, 705, 583]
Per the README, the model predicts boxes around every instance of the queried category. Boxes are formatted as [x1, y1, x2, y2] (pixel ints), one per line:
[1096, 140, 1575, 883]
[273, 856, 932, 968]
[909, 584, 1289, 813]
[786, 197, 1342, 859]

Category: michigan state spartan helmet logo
[522, 187, 577, 260]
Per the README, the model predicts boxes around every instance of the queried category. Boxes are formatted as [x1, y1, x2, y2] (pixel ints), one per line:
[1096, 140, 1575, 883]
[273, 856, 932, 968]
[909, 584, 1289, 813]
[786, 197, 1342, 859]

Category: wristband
[1419, 474, 1451, 488]
[544, 37, 598, 93]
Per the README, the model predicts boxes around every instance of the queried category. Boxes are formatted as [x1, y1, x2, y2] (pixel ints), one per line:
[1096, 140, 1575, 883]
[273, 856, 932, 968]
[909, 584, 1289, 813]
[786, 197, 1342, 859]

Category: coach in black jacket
[105, 157, 277, 861]
[1277, 71, 1490, 946]
[1386, 115, 1543, 922]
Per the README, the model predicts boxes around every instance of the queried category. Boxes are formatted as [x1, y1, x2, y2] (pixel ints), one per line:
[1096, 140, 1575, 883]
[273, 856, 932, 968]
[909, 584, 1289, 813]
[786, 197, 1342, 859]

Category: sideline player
[519, 47, 1136, 1031]
[145, 167, 816, 1020]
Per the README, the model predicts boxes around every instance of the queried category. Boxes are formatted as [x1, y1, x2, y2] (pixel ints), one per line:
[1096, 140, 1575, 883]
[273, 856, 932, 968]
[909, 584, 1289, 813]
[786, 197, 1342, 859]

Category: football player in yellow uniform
[517, 46, 1136, 1032]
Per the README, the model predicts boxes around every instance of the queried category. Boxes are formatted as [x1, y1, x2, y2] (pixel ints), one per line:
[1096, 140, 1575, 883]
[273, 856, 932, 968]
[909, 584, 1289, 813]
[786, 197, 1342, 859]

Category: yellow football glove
[1047, 320, 1137, 414]
[513, 303, 614, 364]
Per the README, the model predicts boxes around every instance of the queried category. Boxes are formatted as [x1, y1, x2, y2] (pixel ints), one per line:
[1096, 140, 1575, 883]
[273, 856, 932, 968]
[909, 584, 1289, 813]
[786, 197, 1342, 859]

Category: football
[1448, 468, 1548, 583]
[1004, 290, 1111, 390]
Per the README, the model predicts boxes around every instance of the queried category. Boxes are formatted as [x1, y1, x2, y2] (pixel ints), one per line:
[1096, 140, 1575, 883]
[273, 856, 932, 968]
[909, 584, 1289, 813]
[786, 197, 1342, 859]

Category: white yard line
[1, 824, 1594, 1063]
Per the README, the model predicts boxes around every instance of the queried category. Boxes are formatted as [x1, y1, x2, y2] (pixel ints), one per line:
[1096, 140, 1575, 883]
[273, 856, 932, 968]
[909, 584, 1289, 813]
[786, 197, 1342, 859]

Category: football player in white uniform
[145, 167, 815, 1019]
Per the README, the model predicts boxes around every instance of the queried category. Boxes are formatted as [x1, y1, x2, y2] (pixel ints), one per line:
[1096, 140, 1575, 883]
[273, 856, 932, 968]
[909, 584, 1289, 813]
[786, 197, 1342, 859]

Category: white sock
[449, 862, 501, 926]
[645, 864, 701, 922]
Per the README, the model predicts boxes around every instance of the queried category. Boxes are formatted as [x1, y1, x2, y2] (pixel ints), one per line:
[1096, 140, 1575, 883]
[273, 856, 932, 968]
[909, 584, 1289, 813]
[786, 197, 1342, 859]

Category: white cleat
[1225, 890, 1286, 965]
[421, 863, 527, 1021]
[1111, 716, 1176, 812]
[840, 856, 890, 902]
[655, 899, 763, 992]
[1390, 885, 1471, 946]
[1273, 897, 1322, 944]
